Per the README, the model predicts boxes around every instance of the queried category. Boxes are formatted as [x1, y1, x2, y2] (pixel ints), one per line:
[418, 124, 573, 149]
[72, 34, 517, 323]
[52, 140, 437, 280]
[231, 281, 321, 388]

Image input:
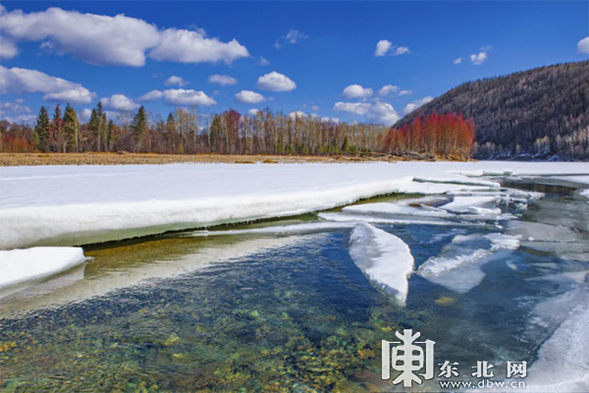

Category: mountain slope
[398, 61, 589, 159]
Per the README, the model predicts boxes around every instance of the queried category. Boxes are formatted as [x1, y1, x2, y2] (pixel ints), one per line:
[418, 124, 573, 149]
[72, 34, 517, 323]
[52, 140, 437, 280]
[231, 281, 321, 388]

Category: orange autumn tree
[384, 112, 476, 159]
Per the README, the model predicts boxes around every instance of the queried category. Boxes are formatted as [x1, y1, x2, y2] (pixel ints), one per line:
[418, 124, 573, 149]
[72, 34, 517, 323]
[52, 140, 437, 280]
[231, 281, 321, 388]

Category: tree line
[1, 103, 475, 159]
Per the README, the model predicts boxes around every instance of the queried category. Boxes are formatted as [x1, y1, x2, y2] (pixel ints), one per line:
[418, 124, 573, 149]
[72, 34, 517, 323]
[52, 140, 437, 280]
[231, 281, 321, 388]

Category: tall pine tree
[107, 120, 116, 151]
[131, 106, 149, 152]
[34, 106, 50, 152]
[51, 104, 64, 152]
[89, 107, 101, 151]
[63, 104, 79, 152]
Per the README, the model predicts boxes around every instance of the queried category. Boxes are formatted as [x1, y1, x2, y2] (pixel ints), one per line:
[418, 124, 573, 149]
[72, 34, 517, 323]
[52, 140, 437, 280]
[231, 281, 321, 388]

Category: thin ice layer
[416, 233, 520, 293]
[348, 223, 414, 304]
[519, 284, 589, 392]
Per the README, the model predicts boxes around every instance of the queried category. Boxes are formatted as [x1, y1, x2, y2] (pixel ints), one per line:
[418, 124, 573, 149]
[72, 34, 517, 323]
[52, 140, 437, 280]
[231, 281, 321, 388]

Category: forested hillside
[398, 61, 589, 160]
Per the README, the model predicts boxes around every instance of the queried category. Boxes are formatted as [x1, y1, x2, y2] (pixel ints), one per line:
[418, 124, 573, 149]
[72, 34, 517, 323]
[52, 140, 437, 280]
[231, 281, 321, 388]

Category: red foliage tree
[384, 113, 475, 159]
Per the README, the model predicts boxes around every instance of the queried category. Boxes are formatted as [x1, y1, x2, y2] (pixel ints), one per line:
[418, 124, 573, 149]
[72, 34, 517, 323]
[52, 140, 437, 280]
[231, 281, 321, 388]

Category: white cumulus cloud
[0, 7, 160, 66]
[138, 89, 216, 106]
[470, 50, 489, 66]
[256, 71, 296, 92]
[163, 89, 217, 106]
[333, 101, 400, 126]
[367, 102, 400, 126]
[403, 96, 433, 114]
[235, 90, 266, 104]
[578, 37, 589, 54]
[333, 102, 371, 116]
[0, 65, 94, 104]
[453, 57, 463, 64]
[149, 28, 249, 65]
[0, 6, 249, 67]
[100, 94, 139, 111]
[342, 84, 373, 99]
[208, 74, 238, 86]
[139, 90, 164, 102]
[375, 40, 410, 57]
[164, 75, 188, 87]
[0, 37, 17, 59]
[247, 108, 260, 116]
[375, 40, 392, 57]
[0, 100, 31, 113]
[378, 85, 400, 97]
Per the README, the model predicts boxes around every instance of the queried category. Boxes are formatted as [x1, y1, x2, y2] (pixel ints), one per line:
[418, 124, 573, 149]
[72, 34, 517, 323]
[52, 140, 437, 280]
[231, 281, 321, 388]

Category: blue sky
[1, 1, 587, 126]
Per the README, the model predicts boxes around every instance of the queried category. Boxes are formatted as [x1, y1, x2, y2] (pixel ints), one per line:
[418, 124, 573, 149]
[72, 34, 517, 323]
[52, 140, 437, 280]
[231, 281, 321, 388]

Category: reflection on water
[0, 186, 587, 391]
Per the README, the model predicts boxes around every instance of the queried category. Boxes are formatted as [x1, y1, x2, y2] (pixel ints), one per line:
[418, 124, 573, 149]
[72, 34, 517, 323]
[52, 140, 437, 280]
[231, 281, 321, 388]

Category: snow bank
[0, 247, 88, 298]
[348, 223, 414, 304]
[1, 162, 587, 249]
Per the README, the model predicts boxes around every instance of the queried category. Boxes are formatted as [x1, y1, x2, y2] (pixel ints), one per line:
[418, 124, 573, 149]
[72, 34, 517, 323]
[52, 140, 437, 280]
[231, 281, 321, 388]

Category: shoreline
[0, 152, 463, 167]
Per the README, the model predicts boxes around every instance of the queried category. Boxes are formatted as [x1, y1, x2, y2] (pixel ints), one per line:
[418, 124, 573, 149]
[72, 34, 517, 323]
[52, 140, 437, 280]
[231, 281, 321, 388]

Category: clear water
[0, 185, 587, 391]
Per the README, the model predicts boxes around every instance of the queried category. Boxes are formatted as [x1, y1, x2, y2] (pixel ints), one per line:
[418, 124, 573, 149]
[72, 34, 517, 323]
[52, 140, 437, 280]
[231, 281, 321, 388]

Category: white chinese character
[438, 361, 460, 378]
[507, 361, 527, 378]
[471, 361, 495, 378]
[382, 329, 435, 387]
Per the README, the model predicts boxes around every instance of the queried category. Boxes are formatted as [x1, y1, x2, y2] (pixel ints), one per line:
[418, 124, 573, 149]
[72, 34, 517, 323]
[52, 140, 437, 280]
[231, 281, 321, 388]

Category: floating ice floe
[317, 212, 488, 227]
[414, 176, 502, 188]
[507, 221, 589, 262]
[509, 279, 589, 393]
[416, 233, 521, 293]
[348, 223, 414, 304]
[0, 247, 88, 299]
[446, 188, 545, 211]
[343, 200, 513, 223]
[439, 196, 501, 215]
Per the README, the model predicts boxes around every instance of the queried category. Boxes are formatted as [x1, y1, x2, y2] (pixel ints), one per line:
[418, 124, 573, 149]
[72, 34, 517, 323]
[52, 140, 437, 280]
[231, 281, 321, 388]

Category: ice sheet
[1, 162, 587, 249]
[0, 247, 88, 298]
[348, 223, 414, 304]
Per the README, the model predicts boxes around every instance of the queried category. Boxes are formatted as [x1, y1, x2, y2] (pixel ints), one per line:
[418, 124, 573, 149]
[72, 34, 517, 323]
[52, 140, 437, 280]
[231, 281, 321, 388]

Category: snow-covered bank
[1, 162, 587, 250]
[348, 223, 414, 304]
[0, 247, 88, 299]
